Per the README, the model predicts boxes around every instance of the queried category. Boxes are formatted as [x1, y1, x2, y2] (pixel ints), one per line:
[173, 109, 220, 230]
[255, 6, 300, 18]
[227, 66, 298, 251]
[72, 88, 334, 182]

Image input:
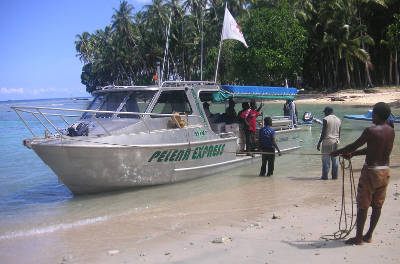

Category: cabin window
[151, 90, 192, 116]
[199, 91, 220, 118]
[82, 94, 107, 119]
[117, 91, 156, 118]
[94, 92, 127, 118]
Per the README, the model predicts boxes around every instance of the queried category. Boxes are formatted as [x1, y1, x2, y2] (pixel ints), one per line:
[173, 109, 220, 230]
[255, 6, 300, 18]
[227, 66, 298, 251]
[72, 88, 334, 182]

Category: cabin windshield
[83, 91, 156, 119]
[151, 90, 192, 115]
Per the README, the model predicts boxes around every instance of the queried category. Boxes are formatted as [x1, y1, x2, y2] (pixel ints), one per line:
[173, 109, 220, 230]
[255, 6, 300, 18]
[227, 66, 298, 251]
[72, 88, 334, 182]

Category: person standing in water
[259, 117, 281, 176]
[317, 106, 341, 180]
[331, 102, 395, 245]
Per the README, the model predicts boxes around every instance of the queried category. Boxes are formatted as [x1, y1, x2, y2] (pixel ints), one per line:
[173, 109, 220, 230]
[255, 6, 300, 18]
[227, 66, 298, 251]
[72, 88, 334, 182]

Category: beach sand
[1, 89, 400, 264]
[296, 87, 400, 106]
[1, 155, 400, 264]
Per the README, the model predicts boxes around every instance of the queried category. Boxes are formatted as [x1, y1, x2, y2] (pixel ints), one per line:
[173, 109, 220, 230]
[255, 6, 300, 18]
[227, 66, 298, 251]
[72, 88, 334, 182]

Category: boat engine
[302, 112, 313, 122]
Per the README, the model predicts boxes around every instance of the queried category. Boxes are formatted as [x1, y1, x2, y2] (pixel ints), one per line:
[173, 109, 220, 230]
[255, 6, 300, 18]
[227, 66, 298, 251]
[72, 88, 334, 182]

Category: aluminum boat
[12, 81, 301, 194]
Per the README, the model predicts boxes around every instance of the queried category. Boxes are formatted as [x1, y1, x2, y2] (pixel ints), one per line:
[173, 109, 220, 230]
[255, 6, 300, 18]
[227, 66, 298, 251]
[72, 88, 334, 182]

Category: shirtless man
[331, 102, 395, 245]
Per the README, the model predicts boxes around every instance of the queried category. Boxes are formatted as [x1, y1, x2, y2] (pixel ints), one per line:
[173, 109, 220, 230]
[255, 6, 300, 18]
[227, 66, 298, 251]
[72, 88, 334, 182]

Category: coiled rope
[321, 156, 357, 240]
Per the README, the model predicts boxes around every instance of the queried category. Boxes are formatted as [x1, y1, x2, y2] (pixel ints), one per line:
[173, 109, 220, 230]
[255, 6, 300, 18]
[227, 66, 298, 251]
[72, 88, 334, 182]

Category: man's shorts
[357, 166, 390, 209]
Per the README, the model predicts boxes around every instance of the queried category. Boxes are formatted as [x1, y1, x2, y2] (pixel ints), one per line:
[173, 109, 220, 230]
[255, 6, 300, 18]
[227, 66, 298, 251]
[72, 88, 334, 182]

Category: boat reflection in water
[12, 81, 301, 195]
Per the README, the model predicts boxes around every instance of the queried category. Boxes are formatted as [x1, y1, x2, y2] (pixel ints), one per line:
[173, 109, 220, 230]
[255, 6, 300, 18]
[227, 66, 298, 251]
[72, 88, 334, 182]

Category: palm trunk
[395, 50, 399, 86]
[334, 50, 339, 89]
[346, 58, 351, 88]
[365, 62, 372, 87]
[389, 52, 393, 85]
[357, 64, 362, 88]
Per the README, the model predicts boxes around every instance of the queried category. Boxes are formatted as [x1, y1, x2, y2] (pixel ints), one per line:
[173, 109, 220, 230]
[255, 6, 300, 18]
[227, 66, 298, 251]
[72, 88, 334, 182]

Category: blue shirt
[259, 126, 275, 148]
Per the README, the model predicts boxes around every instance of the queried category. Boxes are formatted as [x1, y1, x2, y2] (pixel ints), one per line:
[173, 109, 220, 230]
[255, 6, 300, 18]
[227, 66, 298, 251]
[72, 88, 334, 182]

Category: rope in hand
[321, 156, 357, 241]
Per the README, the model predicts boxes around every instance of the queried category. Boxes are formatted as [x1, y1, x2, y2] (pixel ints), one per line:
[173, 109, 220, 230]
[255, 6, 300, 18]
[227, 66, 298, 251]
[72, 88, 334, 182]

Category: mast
[214, 3, 227, 83]
[201, 4, 204, 81]
[161, 14, 172, 83]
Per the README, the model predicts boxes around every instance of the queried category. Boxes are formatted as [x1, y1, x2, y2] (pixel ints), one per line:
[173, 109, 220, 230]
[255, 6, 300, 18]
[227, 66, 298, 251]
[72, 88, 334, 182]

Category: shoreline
[295, 87, 400, 106]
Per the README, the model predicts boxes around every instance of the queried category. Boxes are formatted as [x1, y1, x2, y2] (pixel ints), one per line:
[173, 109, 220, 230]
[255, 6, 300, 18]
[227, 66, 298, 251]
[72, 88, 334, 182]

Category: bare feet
[362, 234, 372, 243]
[345, 237, 364, 245]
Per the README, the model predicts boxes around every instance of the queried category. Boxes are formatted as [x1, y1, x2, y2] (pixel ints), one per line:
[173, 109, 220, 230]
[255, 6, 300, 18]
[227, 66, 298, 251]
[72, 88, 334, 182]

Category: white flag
[221, 7, 248, 48]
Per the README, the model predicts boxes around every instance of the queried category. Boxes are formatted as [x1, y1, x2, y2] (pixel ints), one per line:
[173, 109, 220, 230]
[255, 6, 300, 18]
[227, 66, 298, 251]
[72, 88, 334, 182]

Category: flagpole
[214, 3, 227, 83]
[201, 4, 204, 81]
[214, 34, 223, 83]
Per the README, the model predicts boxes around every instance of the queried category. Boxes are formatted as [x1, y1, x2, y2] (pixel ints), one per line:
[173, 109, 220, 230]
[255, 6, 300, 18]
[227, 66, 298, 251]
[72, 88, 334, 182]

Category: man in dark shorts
[331, 102, 395, 245]
[259, 117, 281, 176]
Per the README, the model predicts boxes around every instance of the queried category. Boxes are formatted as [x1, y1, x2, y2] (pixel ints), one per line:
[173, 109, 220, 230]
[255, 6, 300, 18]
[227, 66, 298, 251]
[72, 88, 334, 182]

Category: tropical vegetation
[75, 0, 400, 93]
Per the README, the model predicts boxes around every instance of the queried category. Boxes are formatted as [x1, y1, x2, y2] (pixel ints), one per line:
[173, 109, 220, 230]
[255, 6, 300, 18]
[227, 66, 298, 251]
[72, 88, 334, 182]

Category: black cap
[323, 106, 333, 114]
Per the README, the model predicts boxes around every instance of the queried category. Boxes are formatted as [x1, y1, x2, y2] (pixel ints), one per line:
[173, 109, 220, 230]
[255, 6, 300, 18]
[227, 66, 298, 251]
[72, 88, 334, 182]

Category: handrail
[161, 80, 217, 87]
[11, 105, 203, 138]
[94, 81, 218, 90]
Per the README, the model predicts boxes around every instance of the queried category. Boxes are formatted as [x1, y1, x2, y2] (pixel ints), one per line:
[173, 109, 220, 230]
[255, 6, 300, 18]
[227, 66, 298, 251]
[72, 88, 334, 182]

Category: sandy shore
[1, 155, 400, 264]
[296, 87, 400, 106]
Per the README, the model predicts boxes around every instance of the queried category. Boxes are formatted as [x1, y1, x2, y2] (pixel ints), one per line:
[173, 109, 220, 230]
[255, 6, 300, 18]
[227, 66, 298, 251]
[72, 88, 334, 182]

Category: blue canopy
[213, 85, 298, 102]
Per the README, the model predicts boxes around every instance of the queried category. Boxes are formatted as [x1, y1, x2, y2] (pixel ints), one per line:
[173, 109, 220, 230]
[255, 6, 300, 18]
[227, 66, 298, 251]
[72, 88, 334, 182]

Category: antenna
[161, 13, 172, 83]
[201, 3, 204, 81]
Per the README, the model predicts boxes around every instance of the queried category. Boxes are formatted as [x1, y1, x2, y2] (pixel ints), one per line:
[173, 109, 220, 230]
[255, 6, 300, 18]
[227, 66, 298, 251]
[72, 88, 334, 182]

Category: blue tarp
[212, 85, 298, 102]
[222, 85, 298, 95]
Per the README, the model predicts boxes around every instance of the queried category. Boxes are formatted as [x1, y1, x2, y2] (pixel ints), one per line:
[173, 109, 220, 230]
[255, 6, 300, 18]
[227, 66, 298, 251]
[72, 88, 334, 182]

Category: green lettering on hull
[147, 144, 226, 163]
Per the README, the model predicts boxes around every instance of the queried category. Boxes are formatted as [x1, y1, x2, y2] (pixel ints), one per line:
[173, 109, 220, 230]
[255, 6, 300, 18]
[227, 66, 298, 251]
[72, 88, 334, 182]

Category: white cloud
[32, 87, 57, 95]
[134, 0, 152, 4]
[0, 87, 24, 94]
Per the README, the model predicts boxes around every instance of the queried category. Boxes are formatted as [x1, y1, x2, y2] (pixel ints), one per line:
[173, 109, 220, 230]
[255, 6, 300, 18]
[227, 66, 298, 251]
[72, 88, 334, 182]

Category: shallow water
[0, 98, 398, 240]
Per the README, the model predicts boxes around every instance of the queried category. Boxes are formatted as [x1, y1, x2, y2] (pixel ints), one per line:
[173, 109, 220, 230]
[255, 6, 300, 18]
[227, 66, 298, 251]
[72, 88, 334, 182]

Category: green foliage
[387, 14, 400, 49]
[75, 0, 400, 93]
[229, 7, 307, 85]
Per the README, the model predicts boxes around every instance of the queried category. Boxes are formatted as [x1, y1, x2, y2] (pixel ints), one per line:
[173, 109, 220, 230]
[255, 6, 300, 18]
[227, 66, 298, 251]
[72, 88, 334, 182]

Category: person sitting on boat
[203, 101, 213, 118]
[259, 117, 281, 177]
[224, 98, 237, 124]
[204, 101, 220, 124]
[241, 99, 263, 155]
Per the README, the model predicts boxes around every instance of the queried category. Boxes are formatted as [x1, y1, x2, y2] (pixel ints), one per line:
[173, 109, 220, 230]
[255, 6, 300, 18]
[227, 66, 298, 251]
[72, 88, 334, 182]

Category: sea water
[0, 98, 396, 240]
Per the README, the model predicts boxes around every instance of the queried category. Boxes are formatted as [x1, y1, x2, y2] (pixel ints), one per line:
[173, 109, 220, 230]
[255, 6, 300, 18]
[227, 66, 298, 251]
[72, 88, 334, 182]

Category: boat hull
[31, 131, 300, 195]
[31, 138, 240, 194]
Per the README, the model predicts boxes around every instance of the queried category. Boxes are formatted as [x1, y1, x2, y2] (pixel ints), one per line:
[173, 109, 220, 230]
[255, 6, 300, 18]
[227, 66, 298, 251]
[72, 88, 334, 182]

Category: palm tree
[338, 24, 373, 87]
[75, 32, 93, 64]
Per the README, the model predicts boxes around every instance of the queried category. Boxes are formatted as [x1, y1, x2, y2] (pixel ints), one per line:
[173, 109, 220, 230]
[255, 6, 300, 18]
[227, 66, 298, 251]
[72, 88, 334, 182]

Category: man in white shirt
[317, 106, 341, 180]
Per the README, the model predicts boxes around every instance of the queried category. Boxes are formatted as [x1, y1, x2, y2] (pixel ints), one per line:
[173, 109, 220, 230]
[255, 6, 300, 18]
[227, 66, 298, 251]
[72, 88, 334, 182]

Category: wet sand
[1, 155, 400, 264]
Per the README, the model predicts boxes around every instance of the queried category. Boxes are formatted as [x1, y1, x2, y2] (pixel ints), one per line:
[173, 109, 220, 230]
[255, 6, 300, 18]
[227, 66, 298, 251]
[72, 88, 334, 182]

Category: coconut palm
[75, 32, 93, 64]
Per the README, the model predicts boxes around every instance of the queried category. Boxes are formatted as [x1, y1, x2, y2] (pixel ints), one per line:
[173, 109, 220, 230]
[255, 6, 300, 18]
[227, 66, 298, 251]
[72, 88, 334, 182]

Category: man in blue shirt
[259, 117, 281, 176]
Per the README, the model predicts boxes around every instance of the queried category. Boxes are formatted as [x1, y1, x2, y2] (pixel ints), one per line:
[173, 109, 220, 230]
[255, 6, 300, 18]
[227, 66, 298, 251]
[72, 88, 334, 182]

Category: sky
[0, 0, 150, 101]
